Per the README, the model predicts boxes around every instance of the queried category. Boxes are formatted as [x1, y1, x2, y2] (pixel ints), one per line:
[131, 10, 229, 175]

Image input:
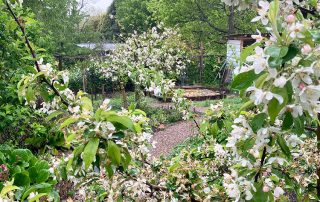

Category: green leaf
[36, 170, 50, 183]
[168, 162, 180, 172]
[14, 173, 31, 187]
[240, 42, 261, 63]
[282, 112, 293, 130]
[250, 113, 267, 133]
[252, 182, 271, 202]
[268, 85, 289, 123]
[309, 0, 317, 7]
[28, 193, 48, 202]
[107, 141, 121, 166]
[81, 97, 93, 112]
[265, 46, 288, 58]
[231, 70, 264, 90]
[83, 138, 100, 170]
[268, 57, 282, 68]
[12, 149, 33, 162]
[26, 87, 34, 103]
[121, 149, 132, 170]
[46, 111, 64, 121]
[293, 116, 304, 135]
[59, 117, 78, 130]
[106, 163, 114, 178]
[310, 30, 320, 43]
[282, 45, 299, 64]
[0, 185, 20, 197]
[277, 135, 291, 159]
[132, 109, 146, 117]
[268, 0, 279, 23]
[108, 115, 135, 132]
[239, 100, 254, 112]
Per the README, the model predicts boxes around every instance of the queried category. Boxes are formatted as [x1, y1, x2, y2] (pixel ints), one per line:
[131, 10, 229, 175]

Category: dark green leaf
[293, 116, 304, 135]
[250, 113, 267, 133]
[277, 135, 292, 159]
[108, 115, 135, 132]
[14, 173, 30, 187]
[231, 70, 264, 90]
[282, 45, 299, 64]
[282, 112, 293, 130]
[83, 138, 100, 170]
[107, 141, 121, 166]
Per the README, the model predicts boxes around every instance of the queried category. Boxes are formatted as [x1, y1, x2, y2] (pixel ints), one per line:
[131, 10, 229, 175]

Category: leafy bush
[0, 145, 58, 201]
[0, 104, 65, 150]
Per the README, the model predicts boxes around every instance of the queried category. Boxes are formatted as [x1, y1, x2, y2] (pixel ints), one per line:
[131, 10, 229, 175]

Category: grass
[168, 96, 242, 159]
[193, 97, 243, 109]
[168, 135, 204, 158]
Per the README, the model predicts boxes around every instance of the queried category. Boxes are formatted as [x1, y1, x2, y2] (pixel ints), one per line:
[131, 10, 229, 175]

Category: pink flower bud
[263, 171, 268, 176]
[286, 14, 295, 23]
[263, 186, 270, 192]
[301, 44, 312, 55]
[299, 83, 306, 90]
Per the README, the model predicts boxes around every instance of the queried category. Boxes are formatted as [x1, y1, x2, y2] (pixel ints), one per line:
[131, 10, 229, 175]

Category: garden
[1, 0, 320, 201]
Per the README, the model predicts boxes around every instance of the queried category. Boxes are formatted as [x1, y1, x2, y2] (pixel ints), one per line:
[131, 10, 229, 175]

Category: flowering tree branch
[5, 0, 69, 106]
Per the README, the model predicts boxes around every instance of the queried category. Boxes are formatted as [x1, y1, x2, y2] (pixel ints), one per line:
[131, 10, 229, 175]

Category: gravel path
[150, 119, 201, 158]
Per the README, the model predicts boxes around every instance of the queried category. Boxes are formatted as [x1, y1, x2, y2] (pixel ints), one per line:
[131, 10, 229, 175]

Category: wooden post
[120, 82, 128, 108]
[82, 67, 87, 92]
[102, 85, 105, 98]
[57, 55, 63, 71]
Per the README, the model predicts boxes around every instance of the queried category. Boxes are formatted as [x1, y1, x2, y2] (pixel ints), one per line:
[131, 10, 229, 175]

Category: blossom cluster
[221, 0, 320, 200]
[101, 26, 188, 97]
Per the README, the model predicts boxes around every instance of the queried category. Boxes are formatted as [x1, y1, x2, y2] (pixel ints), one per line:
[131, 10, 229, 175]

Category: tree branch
[5, 1, 69, 106]
[254, 147, 267, 182]
[194, 1, 228, 34]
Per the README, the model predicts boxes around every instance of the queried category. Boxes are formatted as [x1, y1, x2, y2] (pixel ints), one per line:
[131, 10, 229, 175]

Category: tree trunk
[102, 85, 106, 98]
[135, 85, 143, 108]
[199, 40, 205, 81]
[58, 55, 63, 71]
[120, 82, 128, 108]
[82, 67, 87, 92]
[221, 4, 236, 96]
[228, 5, 235, 36]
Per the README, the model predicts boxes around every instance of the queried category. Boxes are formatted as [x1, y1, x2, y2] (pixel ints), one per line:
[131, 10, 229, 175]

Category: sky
[85, 0, 113, 15]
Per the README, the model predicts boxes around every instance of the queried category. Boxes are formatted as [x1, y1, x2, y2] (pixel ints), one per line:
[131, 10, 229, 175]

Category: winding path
[148, 100, 208, 158]
[150, 119, 200, 158]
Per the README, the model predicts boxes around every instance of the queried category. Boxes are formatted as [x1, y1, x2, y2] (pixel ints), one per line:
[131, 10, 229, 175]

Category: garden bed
[154, 85, 227, 101]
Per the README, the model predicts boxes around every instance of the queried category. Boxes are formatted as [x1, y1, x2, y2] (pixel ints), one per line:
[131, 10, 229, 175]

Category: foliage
[148, 0, 261, 55]
[68, 60, 115, 95]
[22, 0, 85, 55]
[0, 104, 64, 150]
[0, 145, 58, 201]
[115, 0, 156, 35]
[100, 1, 121, 42]
[3, 0, 320, 201]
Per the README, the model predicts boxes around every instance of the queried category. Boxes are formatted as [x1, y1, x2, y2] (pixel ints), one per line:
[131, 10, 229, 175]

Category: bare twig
[192, 117, 200, 131]
[305, 126, 317, 133]
[254, 147, 267, 182]
[146, 181, 167, 191]
[194, 1, 228, 34]
[5, 1, 69, 106]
